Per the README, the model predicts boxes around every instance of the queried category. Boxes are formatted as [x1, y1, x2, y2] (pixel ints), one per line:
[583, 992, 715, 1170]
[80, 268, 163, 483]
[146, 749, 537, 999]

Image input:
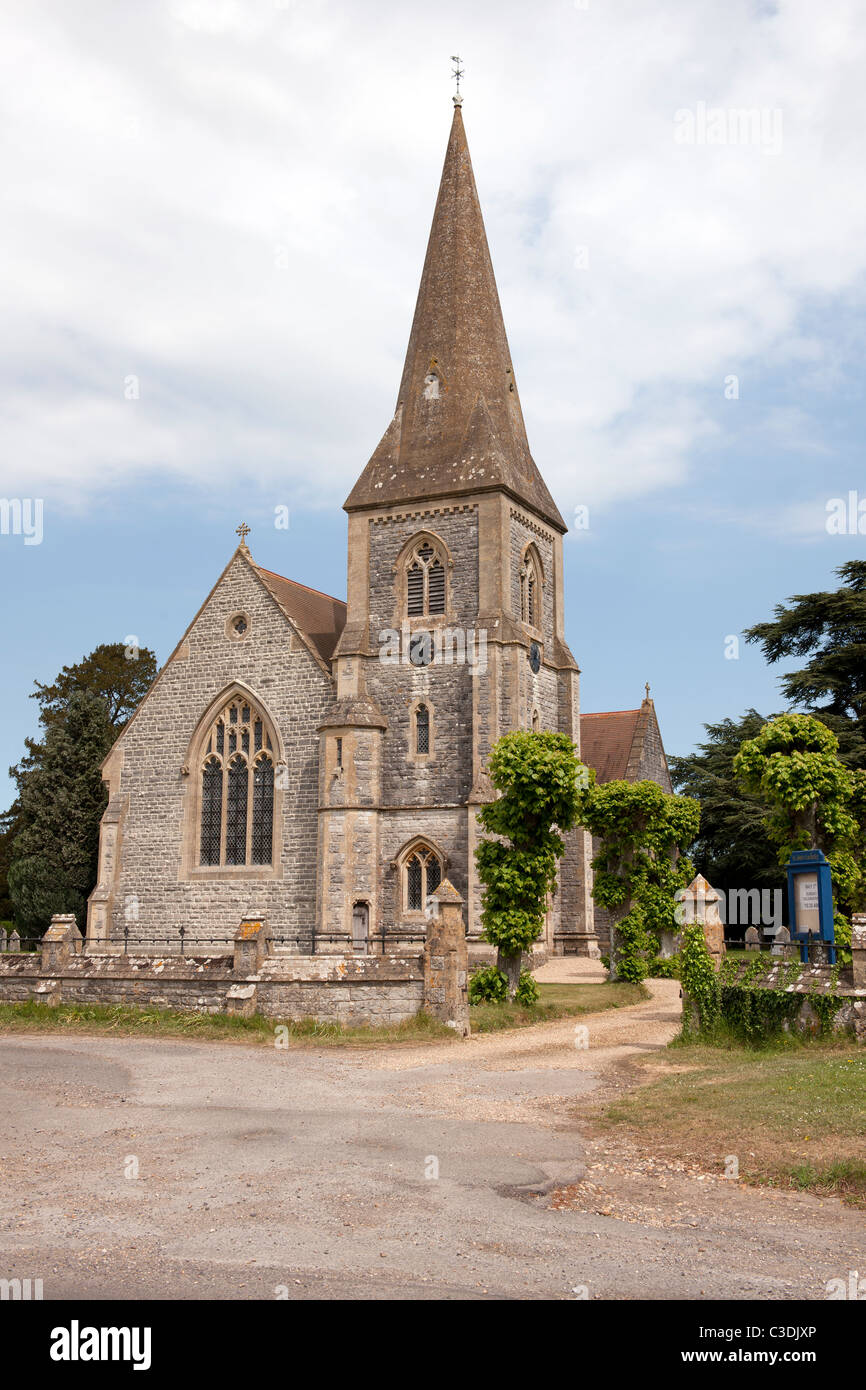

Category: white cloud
[0, 0, 864, 513]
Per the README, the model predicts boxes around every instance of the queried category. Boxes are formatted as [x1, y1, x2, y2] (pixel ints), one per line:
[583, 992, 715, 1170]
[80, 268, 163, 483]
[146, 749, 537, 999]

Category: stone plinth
[681, 874, 726, 964]
[41, 915, 83, 973]
[423, 879, 470, 1036]
[233, 916, 271, 975]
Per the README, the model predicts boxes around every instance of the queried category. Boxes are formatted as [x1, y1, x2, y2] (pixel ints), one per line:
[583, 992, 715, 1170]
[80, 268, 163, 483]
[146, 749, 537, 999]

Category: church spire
[345, 103, 566, 532]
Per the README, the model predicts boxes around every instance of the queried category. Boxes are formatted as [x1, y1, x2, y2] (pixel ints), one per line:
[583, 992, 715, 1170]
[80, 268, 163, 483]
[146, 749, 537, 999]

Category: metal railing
[90, 923, 430, 957]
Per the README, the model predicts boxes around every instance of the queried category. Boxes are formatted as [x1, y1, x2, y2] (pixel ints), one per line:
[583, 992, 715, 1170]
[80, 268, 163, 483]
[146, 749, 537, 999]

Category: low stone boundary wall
[0, 949, 425, 1025]
[0, 882, 471, 1032]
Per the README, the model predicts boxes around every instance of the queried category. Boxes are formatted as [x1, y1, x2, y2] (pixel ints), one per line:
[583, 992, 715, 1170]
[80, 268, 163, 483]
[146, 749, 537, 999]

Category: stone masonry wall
[100, 554, 334, 948]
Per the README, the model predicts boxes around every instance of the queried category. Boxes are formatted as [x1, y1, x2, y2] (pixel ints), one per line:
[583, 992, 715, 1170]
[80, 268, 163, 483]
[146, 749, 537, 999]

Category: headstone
[744, 925, 761, 951]
[772, 924, 792, 956]
[8, 931, 20, 953]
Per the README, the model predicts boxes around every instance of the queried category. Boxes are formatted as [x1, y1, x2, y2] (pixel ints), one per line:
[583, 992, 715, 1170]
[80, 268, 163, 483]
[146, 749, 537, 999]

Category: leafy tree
[733, 713, 866, 924]
[8, 691, 116, 938]
[577, 780, 700, 982]
[31, 641, 157, 729]
[0, 802, 19, 923]
[744, 561, 866, 737]
[475, 732, 584, 998]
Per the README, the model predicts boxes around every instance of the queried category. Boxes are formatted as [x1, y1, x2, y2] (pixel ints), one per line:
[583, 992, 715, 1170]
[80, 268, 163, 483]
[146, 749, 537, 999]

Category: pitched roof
[580, 709, 643, 784]
[344, 104, 567, 533]
[254, 565, 346, 665]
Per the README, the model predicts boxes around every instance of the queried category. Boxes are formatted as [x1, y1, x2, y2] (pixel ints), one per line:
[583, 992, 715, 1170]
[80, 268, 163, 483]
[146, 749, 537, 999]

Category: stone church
[86, 100, 670, 961]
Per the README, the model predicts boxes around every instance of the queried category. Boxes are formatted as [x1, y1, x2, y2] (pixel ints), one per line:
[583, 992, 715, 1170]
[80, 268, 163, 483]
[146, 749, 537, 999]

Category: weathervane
[236, 522, 251, 547]
[451, 55, 464, 106]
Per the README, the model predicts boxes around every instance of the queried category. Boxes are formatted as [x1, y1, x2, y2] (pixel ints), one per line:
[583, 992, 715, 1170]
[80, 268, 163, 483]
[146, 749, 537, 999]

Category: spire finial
[451, 55, 464, 106]
[236, 522, 251, 550]
[645, 681, 651, 702]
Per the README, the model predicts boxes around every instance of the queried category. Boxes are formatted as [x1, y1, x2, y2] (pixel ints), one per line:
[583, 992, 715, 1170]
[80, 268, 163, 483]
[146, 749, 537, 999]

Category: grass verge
[0, 981, 646, 1046]
[469, 980, 647, 1033]
[0, 1000, 455, 1048]
[593, 1039, 866, 1207]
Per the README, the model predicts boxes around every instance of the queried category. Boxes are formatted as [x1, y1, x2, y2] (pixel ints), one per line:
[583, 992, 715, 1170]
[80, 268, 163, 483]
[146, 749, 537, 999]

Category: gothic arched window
[520, 546, 543, 628]
[404, 537, 447, 616]
[403, 844, 442, 912]
[197, 696, 276, 867]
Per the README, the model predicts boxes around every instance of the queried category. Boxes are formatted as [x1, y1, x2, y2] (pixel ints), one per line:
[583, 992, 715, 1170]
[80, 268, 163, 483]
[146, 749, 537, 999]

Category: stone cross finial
[236, 522, 251, 547]
[645, 682, 651, 701]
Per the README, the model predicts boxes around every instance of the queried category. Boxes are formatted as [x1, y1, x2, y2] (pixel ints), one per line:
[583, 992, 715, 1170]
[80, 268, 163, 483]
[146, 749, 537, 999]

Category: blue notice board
[786, 848, 836, 965]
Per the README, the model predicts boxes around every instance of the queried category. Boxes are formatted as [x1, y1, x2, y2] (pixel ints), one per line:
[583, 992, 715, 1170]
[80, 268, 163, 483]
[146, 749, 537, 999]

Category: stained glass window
[404, 845, 443, 912]
[251, 755, 274, 865]
[200, 756, 222, 866]
[198, 697, 275, 868]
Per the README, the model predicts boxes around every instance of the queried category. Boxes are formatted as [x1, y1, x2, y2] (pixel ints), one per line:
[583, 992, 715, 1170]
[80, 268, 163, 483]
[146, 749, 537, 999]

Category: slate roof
[344, 105, 567, 533]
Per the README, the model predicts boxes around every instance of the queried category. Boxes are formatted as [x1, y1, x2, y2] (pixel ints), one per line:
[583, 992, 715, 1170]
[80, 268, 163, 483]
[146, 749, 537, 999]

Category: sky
[1, 0, 865, 808]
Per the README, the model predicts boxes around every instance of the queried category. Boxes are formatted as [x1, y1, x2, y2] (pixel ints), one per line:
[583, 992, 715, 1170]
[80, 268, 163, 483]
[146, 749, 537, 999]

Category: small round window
[227, 612, 250, 641]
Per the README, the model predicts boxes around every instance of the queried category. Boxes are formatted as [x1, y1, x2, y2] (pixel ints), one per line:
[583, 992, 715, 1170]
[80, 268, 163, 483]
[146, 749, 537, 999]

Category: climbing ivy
[576, 779, 700, 982]
[475, 732, 584, 998]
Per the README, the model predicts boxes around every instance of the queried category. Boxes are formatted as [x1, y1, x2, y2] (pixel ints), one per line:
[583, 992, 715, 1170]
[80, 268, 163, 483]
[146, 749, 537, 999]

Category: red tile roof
[580, 709, 642, 783]
[255, 566, 346, 665]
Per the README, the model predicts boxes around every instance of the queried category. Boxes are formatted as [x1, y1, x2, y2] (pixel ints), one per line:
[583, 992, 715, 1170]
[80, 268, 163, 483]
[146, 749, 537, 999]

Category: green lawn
[469, 980, 647, 1033]
[594, 1041, 866, 1206]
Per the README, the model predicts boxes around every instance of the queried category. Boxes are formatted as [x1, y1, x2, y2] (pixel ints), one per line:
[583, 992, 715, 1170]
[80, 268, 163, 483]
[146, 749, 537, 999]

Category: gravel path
[0, 982, 862, 1301]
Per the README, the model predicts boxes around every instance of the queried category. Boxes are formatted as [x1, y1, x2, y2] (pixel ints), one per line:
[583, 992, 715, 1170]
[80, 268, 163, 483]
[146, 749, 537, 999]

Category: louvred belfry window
[197, 696, 275, 867]
[404, 539, 447, 616]
[520, 547, 543, 628]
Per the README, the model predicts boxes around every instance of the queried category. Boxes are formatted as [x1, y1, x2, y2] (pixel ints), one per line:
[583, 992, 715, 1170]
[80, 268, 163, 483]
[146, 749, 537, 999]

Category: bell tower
[318, 97, 596, 957]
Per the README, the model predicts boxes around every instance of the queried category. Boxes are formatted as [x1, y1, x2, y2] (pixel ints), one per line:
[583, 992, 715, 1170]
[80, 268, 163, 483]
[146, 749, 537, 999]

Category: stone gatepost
[423, 880, 470, 1036]
[41, 915, 83, 973]
[233, 915, 271, 975]
[851, 915, 866, 989]
[681, 874, 726, 965]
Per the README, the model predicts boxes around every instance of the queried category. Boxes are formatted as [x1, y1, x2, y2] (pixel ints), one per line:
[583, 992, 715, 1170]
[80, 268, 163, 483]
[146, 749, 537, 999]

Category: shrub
[468, 965, 508, 1004]
[515, 971, 540, 1006]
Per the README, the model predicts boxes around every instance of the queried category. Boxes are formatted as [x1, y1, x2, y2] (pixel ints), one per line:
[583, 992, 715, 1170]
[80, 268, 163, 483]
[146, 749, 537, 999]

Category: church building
[86, 98, 670, 960]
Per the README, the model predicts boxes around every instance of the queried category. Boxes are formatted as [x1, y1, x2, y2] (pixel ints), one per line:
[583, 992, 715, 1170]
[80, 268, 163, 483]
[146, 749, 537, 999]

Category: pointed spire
[345, 105, 566, 532]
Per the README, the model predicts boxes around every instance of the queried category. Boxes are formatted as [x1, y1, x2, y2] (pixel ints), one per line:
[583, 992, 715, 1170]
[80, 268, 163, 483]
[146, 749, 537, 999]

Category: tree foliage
[744, 560, 866, 736]
[3, 642, 157, 936]
[475, 732, 585, 997]
[31, 641, 158, 729]
[577, 779, 700, 982]
[733, 713, 866, 917]
[8, 691, 116, 937]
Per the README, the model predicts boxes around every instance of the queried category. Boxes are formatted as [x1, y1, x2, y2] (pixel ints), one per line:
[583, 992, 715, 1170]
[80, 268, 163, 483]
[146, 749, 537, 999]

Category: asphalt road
[1, 995, 862, 1301]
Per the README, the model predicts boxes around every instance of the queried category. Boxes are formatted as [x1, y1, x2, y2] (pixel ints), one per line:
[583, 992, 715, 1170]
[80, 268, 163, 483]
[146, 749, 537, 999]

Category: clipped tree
[577, 780, 700, 982]
[475, 732, 585, 998]
[733, 713, 866, 940]
[8, 690, 116, 938]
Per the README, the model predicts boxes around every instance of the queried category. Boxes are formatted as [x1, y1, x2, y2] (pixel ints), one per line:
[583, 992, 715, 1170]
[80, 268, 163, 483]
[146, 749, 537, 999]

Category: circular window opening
[227, 612, 250, 641]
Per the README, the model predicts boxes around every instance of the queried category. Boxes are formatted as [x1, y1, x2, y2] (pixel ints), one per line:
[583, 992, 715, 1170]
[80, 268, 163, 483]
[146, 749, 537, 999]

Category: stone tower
[316, 100, 596, 957]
